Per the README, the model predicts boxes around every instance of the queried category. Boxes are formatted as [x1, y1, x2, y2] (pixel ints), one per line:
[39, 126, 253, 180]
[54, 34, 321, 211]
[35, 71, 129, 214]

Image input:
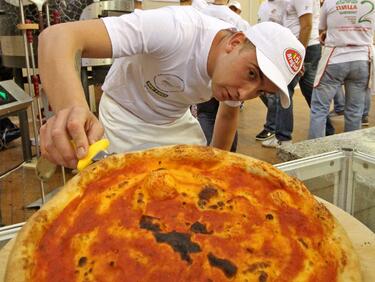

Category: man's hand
[40, 106, 104, 168]
[319, 31, 327, 45]
[298, 65, 305, 76]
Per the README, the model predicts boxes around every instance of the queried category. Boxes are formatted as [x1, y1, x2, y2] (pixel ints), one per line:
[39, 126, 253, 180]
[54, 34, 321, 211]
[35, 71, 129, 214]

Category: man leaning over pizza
[37, 5, 305, 169]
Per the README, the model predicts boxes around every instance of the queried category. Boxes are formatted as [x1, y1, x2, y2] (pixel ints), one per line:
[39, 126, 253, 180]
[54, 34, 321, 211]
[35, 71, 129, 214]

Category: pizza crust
[5, 145, 362, 281]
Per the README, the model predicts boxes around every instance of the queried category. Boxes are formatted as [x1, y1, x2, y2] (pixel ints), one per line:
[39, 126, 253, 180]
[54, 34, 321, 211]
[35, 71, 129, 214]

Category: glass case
[276, 149, 375, 232]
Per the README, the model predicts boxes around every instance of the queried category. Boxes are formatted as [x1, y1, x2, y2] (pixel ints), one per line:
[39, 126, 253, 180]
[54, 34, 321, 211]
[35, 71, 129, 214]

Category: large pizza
[5, 145, 361, 281]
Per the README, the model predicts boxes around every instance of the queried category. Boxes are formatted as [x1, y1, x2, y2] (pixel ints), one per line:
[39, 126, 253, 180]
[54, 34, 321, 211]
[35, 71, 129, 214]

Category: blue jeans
[260, 93, 276, 132]
[261, 44, 334, 140]
[334, 85, 371, 117]
[309, 60, 370, 139]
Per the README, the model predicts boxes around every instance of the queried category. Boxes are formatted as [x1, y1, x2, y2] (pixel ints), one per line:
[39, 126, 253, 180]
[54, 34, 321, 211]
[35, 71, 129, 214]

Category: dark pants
[197, 98, 238, 152]
[261, 44, 334, 140]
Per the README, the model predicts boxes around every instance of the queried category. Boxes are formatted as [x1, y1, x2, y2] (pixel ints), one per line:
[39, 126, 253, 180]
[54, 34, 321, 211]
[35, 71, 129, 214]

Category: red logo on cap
[284, 49, 302, 74]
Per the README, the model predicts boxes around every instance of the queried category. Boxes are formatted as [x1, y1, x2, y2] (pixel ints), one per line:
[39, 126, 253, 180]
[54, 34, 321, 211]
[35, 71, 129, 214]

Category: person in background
[228, 0, 241, 15]
[37, 6, 304, 168]
[259, 0, 335, 147]
[255, 0, 285, 142]
[309, 0, 374, 138]
[329, 87, 371, 126]
[194, 0, 249, 152]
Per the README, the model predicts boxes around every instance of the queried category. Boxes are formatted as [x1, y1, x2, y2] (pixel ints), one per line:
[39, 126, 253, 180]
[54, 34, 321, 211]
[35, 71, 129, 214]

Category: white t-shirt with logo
[283, 0, 320, 46]
[320, 0, 375, 64]
[101, 6, 236, 125]
[257, 0, 286, 24]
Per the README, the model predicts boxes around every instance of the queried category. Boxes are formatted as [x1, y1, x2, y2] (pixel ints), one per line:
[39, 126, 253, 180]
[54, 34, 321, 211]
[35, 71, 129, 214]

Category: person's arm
[298, 13, 313, 48]
[210, 102, 239, 151]
[319, 1, 328, 45]
[38, 19, 112, 168]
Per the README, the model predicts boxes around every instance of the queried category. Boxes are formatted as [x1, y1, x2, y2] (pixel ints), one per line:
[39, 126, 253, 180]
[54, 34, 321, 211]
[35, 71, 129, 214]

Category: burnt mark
[199, 186, 218, 202]
[137, 192, 144, 204]
[265, 214, 274, 220]
[298, 238, 308, 249]
[258, 271, 268, 282]
[246, 262, 270, 273]
[154, 167, 167, 171]
[139, 215, 161, 232]
[246, 247, 254, 254]
[154, 231, 201, 263]
[190, 221, 213, 235]
[217, 201, 225, 207]
[207, 252, 237, 278]
[78, 257, 87, 267]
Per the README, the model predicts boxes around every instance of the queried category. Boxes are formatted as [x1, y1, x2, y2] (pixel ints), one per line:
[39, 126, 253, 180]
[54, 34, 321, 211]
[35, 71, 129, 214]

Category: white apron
[314, 46, 335, 88]
[314, 45, 375, 95]
[99, 93, 207, 153]
[368, 45, 375, 95]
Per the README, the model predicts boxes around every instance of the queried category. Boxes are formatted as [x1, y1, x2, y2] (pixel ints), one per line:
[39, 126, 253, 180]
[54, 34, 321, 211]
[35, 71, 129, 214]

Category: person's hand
[319, 31, 326, 45]
[40, 105, 104, 168]
[298, 65, 305, 76]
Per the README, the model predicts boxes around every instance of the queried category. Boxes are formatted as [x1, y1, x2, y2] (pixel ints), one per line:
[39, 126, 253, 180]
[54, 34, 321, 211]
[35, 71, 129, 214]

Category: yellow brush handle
[77, 139, 110, 171]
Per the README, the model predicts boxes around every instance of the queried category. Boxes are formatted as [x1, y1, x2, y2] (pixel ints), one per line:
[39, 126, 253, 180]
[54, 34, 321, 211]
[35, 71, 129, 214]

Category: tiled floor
[0, 89, 374, 227]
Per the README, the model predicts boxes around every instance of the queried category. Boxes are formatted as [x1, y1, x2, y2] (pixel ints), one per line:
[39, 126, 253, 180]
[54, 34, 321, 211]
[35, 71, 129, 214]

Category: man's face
[210, 41, 280, 102]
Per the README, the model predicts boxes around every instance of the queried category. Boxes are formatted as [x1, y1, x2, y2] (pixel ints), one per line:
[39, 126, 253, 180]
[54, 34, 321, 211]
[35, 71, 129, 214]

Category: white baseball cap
[228, 0, 242, 11]
[244, 22, 305, 108]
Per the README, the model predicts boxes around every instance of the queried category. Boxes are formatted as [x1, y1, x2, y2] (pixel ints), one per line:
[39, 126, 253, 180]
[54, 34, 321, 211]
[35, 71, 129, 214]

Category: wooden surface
[0, 199, 374, 281]
[318, 198, 375, 281]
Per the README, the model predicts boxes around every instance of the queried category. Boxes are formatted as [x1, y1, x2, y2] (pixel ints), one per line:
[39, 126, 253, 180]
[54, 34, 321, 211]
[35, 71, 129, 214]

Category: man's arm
[210, 102, 239, 151]
[38, 19, 112, 168]
[39, 19, 112, 111]
[298, 13, 313, 47]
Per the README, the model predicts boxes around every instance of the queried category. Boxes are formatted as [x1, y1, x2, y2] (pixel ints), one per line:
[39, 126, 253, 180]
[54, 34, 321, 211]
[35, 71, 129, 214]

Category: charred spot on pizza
[109, 261, 115, 267]
[78, 257, 87, 267]
[154, 167, 167, 171]
[154, 231, 201, 263]
[118, 180, 128, 188]
[207, 252, 237, 278]
[245, 262, 270, 273]
[258, 271, 268, 282]
[246, 247, 254, 254]
[198, 186, 218, 208]
[139, 215, 161, 232]
[265, 214, 274, 220]
[190, 221, 213, 235]
[137, 192, 144, 204]
[298, 238, 308, 249]
[199, 186, 218, 201]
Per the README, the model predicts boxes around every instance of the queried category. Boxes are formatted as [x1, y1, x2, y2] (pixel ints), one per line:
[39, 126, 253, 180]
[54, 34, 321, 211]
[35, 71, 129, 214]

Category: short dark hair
[240, 39, 255, 53]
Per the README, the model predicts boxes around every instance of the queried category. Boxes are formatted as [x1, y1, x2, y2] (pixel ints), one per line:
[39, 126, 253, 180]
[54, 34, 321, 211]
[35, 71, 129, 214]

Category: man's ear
[225, 32, 246, 53]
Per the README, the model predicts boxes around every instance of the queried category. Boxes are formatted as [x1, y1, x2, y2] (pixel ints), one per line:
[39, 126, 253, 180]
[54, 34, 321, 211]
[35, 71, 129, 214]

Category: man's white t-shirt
[284, 0, 320, 46]
[101, 6, 235, 125]
[199, 4, 250, 31]
[320, 0, 375, 64]
[257, 0, 285, 24]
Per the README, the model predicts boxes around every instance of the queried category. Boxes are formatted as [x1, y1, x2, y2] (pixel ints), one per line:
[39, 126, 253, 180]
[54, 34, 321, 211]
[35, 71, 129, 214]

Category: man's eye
[249, 70, 257, 80]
